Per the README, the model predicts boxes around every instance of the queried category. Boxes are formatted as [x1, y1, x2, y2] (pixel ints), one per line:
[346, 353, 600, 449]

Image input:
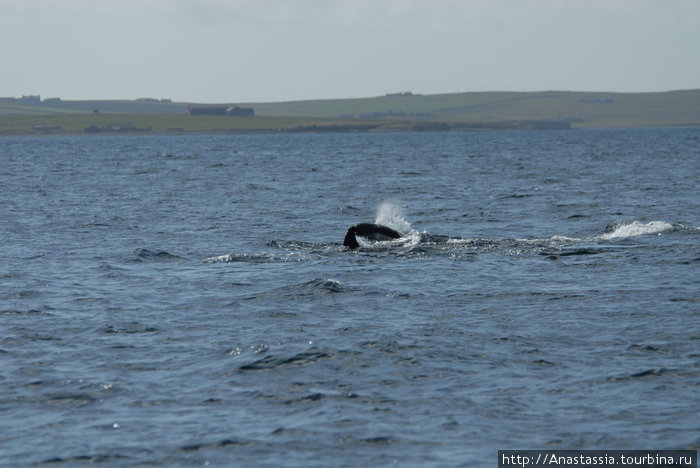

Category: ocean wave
[606, 367, 673, 382]
[102, 323, 159, 334]
[243, 278, 347, 302]
[128, 248, 184, 262]
[238, 350, 332, 372]
[283, 278, 346, 296]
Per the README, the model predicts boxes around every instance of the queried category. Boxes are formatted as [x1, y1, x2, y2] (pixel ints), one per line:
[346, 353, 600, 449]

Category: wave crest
[599, 221, 673, 240]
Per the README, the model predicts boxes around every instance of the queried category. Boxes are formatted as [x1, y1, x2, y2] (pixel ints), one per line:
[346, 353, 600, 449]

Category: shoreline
[3, 120, 699, 138]
[1, 115, 579, 137]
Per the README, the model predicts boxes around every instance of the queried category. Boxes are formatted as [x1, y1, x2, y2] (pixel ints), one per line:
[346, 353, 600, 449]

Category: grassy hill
[1, 90, 699, 135]
[243, 90, 700, 128]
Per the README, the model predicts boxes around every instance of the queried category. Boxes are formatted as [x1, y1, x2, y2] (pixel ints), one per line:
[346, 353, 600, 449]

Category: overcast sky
[1, 0, 699, 103]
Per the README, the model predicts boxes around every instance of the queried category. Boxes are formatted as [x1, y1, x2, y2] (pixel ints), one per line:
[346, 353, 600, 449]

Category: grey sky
[2, 0, 698, 102]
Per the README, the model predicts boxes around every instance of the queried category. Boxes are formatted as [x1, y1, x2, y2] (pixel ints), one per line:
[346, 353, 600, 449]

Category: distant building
[386, 91, 416, 97]
[226, 106, 254, 117]
[21, 95, 41, 102]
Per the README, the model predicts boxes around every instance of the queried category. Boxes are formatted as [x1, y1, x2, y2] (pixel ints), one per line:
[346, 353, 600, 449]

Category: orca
[343, 223, 402, 250]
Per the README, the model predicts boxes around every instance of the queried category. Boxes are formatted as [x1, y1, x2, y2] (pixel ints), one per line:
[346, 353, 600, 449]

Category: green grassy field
[1, 90, 698, 135]
[245, 90, 700, 128]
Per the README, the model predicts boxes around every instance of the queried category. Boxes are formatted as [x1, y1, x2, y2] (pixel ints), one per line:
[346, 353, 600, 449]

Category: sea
[1, 128, 698, 467]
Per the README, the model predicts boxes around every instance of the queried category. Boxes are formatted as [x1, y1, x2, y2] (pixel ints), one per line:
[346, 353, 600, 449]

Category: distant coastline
[2, 90, 699, 136]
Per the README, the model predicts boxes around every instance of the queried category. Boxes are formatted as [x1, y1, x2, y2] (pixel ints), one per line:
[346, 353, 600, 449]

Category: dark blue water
[1, 129, 698, 466]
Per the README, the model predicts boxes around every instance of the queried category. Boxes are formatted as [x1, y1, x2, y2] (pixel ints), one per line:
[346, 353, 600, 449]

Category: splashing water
[599, 221, 673, 240]
[369, 202, 423, 250]
[375, 202, 412, 234]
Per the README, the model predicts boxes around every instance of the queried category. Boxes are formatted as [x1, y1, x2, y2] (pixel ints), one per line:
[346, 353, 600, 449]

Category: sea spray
[375, 202, 412, 234]
[372, 201, 424, 250]
[599, 221, 673, 240]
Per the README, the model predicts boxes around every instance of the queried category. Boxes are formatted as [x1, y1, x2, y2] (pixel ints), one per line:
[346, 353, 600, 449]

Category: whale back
[344, 223, 402, 249]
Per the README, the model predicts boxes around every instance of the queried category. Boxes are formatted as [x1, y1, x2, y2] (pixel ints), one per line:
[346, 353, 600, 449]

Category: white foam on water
[446, 237, 471, 245]
[549, 235, 582, 242]
[598, 221, 673, 240]
[355, 230, 420, 250]
[202, 253, 236, 263]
